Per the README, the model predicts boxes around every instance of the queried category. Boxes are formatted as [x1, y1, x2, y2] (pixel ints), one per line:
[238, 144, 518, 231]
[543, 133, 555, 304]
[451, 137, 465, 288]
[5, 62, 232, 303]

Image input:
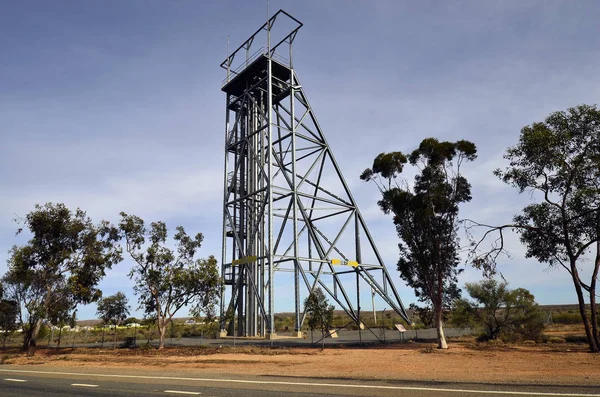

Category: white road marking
[164, 391, 201, 395]
[4, 378, 27, 382]
[72, 383, 99, 387]
[0, 368, 597, 396]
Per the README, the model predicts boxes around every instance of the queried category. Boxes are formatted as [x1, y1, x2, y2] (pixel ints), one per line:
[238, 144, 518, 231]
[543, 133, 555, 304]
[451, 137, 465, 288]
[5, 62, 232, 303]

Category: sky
[1, 0, 599, 321]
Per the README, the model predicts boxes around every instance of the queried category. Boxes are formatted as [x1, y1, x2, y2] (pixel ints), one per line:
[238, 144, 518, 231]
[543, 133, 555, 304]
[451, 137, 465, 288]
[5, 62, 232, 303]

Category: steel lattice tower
[219, 10, 409, 338]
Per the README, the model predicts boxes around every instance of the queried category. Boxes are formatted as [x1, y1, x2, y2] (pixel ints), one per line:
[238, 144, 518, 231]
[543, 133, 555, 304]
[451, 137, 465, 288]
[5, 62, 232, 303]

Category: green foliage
[453, 280, 545, 342]
[274, 314, 295, 332]
[550, 309, 600, 325]
[37, 324, 50, 341]
[552, 311, 584, 324]
[201, 320, 220, 339]
[495, 105, 600, 269]
[0, 300, 18, 332]
[488, 104, 600, 352]
[119, 213, 222, 349]
[547, 336, 567, 344]
[303, 288, 334, 350]
[2, 203, 121, 350]
[0, 285, 19, 349]
[0, 283, 18, 335]
[362, 138, 477, 348]
[97, 292, 130, 326]
[123, 317, 139, 326]
[360, 152, 407, 182]
[47, 290, 76, 333]
[409, 303, 435, 328]
[409, 303, 449, 329]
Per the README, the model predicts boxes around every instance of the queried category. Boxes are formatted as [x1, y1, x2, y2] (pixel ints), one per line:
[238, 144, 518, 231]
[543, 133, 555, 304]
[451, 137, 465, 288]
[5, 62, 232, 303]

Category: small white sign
[395, 324, 407, 332]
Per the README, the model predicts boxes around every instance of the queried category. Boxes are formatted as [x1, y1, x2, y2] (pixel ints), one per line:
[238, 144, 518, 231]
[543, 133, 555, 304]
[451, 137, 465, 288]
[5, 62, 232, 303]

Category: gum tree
[469, 105, 600, 352]
[3, 203, 121, 353]
[96, 292, 130, 346]
[361, 138, 477, 349]
[303, 287, 334, 351]
[119, 213, 221, 349]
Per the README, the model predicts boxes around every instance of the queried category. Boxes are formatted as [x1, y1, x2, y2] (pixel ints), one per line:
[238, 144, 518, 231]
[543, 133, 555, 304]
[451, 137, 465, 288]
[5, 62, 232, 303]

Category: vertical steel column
[266, 18, 275, 336]
[356, 214, 363, 342]
[231, 128, 239, 336]
[260, 89, 266, 337]
[247, 101, 254, 337]
[251, 98, 259, 336]
[220, 94, 231, 334]
[290, 44, 301, 334]
[357, 270, 362, 343]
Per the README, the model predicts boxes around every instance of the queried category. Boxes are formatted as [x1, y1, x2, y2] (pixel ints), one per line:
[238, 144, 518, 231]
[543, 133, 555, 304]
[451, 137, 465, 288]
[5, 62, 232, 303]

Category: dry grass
[2, 337, 600, 386]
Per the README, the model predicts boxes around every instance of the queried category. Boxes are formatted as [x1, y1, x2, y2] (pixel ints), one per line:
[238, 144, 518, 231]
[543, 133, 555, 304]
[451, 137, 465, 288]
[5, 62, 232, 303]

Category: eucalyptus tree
[361, 138, 477, 349]
[3, 203, 121, 352]
[469, 105, 600, 352]
[119, 213, 221, 349]
[97, 292, 130, 327]
[96, 292, 130, 346]
[303, 287, 334, 351]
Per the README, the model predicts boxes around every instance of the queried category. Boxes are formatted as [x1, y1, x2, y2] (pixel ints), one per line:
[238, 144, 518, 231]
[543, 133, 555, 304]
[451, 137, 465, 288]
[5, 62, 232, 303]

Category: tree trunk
[22, 327, 33, 351]
[435, 306, 448, 349]
[26, 318, 43, 357]
[570, 260, 599, 353]
[57, 327, 62, 348]
[321, 329, 324, 352]
[158, 322, 167, 349]
[589, 242, 600, 349]
[434, 251, 448, 349]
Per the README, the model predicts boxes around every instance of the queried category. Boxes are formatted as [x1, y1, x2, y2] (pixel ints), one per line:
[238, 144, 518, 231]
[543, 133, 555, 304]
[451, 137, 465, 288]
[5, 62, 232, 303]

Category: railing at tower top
[220, 9, 303, 87]
[221, 47, 289, 87]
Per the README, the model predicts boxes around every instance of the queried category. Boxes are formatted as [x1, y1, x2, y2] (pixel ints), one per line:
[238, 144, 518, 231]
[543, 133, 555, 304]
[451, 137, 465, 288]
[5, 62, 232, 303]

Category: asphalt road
[1, 366, 600, 397]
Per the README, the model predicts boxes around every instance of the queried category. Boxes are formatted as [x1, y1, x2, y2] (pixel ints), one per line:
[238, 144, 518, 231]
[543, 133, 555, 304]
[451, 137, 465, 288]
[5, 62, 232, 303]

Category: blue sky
[1, 1, 599, 320]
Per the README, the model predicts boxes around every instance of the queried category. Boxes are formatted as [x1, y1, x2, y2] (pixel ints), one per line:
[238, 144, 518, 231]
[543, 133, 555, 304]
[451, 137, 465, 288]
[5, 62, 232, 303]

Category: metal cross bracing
[219, 10, 410, 338]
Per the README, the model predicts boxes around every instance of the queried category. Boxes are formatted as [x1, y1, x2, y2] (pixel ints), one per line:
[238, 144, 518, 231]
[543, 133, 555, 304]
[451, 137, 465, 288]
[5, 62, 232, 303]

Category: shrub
[453, 280, 545, 342]
[547, 336, 566, 344]
[552, 312, 582, 324]
[487, 339, 505, 346]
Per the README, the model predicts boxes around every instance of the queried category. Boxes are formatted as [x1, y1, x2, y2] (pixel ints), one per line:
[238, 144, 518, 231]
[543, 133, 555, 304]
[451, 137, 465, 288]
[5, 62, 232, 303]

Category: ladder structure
[219, 10, 409, 337]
